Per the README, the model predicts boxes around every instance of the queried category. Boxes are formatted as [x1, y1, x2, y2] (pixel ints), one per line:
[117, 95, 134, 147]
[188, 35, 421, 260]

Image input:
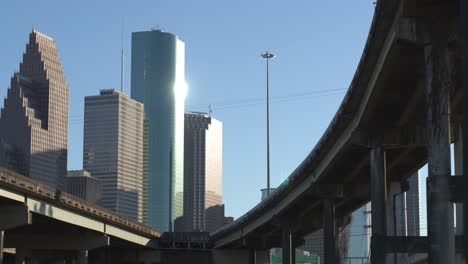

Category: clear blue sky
[0, 0, 418, 221]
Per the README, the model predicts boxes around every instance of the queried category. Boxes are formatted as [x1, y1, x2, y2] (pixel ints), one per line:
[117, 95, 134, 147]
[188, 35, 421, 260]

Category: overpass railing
[0, 167, 161, 238]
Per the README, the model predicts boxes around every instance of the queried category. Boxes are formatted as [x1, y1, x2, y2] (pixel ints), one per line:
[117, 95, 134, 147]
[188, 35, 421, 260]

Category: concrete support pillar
[281, 226, 295, 264]
[396, 191, 410, 264]
[0, 230, 5, 264]
[424, 13, 455, 262]
[0, 231, 4, 264]
[460, 0, 468, 259]
[105, 247, 110, 264]
[370, 146, 386, 264]
[386, 182, 400, 264]
[248, 248, 255, 264]
[454, 124, 465, 264]
[323, 199, 337, 264]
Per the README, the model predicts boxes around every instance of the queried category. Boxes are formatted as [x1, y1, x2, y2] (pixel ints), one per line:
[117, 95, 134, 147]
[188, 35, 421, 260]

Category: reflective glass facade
[131, 30, 185, 231]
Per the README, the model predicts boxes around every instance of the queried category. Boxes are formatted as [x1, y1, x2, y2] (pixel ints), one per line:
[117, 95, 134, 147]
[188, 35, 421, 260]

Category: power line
[67, 88, 347, 125]
[187, 88, 346, 109]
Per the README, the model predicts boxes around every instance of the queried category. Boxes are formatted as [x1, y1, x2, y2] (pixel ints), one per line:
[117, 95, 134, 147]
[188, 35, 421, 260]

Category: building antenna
[208, 105, 213, 117]
[120, 17, 125, 92]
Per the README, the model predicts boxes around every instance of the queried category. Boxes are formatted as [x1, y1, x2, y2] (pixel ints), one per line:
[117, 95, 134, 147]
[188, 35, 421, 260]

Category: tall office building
[131, 29, 186, 231]
[83, 89, 145, 222]
[345, 203, 372, 263]
[182, 112, 223, 232]
[394, 173, 421, 264]
[395, 173, 421, 236]
[0, 30, 68, 188]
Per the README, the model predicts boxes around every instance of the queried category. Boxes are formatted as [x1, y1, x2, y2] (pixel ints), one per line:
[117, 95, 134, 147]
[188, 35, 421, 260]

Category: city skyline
[0, 2, 465, 263]
[0, 0, 376, 219]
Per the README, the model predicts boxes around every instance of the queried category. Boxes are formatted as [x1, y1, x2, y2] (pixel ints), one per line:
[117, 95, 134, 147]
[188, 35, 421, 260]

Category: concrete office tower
[131, 29, 186, 231]
[183, 112, 223, 232]
[66, 170, 102, 204]
[0, 30, 69, 188]
[83, 89, 145, 222]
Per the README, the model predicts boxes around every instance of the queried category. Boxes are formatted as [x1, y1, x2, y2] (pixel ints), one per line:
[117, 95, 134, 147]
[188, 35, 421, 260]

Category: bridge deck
[211, 0, 458, 250]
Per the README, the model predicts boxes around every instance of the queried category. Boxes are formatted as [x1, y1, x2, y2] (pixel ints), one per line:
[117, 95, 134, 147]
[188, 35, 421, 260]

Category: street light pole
[260, 51, 275, 197]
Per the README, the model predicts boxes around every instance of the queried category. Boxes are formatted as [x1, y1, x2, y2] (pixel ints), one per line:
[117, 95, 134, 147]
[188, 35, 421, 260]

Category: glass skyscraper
[131, 29, 186, 231]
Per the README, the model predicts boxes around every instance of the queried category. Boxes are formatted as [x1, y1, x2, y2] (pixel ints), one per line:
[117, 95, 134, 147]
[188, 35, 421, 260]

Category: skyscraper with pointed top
[0, 30, 69, 188]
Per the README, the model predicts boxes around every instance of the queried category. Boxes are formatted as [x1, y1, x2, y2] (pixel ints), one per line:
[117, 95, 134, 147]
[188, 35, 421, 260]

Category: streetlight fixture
[260, 51, 275, 197]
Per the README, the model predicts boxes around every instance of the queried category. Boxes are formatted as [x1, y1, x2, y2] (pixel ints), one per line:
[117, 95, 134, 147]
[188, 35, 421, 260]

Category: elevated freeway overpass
[1, 0, 467, 263]
[0, 167, 162, 263]
[211, 0, 468, 263]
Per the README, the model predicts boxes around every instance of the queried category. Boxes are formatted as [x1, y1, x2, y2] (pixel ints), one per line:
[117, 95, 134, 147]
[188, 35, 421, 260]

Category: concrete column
[424, 16, 455, 262]
[395, 187, 410, 263]
[386, 182, 400, 264]
[105, 247, 110, 264]
[454, 124, 465, 264]
[248, 248, 255, 264]
[460, 0, 468, 259]
[0, 231, 4, 264]
[281, 226, 295, 264]
[323, 199, 337, 264]
[370, 146, 386, 264]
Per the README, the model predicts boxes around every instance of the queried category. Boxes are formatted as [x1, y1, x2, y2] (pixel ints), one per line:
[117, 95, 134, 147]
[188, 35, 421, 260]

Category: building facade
[394, 173, 421, 264]
[302, 229, 324, 261]
[395, 173, 421, 237]
[182, 112, 223, 232]
[131, 29, 186, 231]
[344, 203, 372, 263]
[342, 173, 421, 264]
[83, 89, 145, 222]
[0, 30, 69, 189]
[65, 170, 102, 204]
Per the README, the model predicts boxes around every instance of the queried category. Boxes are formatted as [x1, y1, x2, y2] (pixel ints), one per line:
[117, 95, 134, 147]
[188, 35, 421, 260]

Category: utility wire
[68, 88, 347, 125]
[187, 88, 346, 109]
